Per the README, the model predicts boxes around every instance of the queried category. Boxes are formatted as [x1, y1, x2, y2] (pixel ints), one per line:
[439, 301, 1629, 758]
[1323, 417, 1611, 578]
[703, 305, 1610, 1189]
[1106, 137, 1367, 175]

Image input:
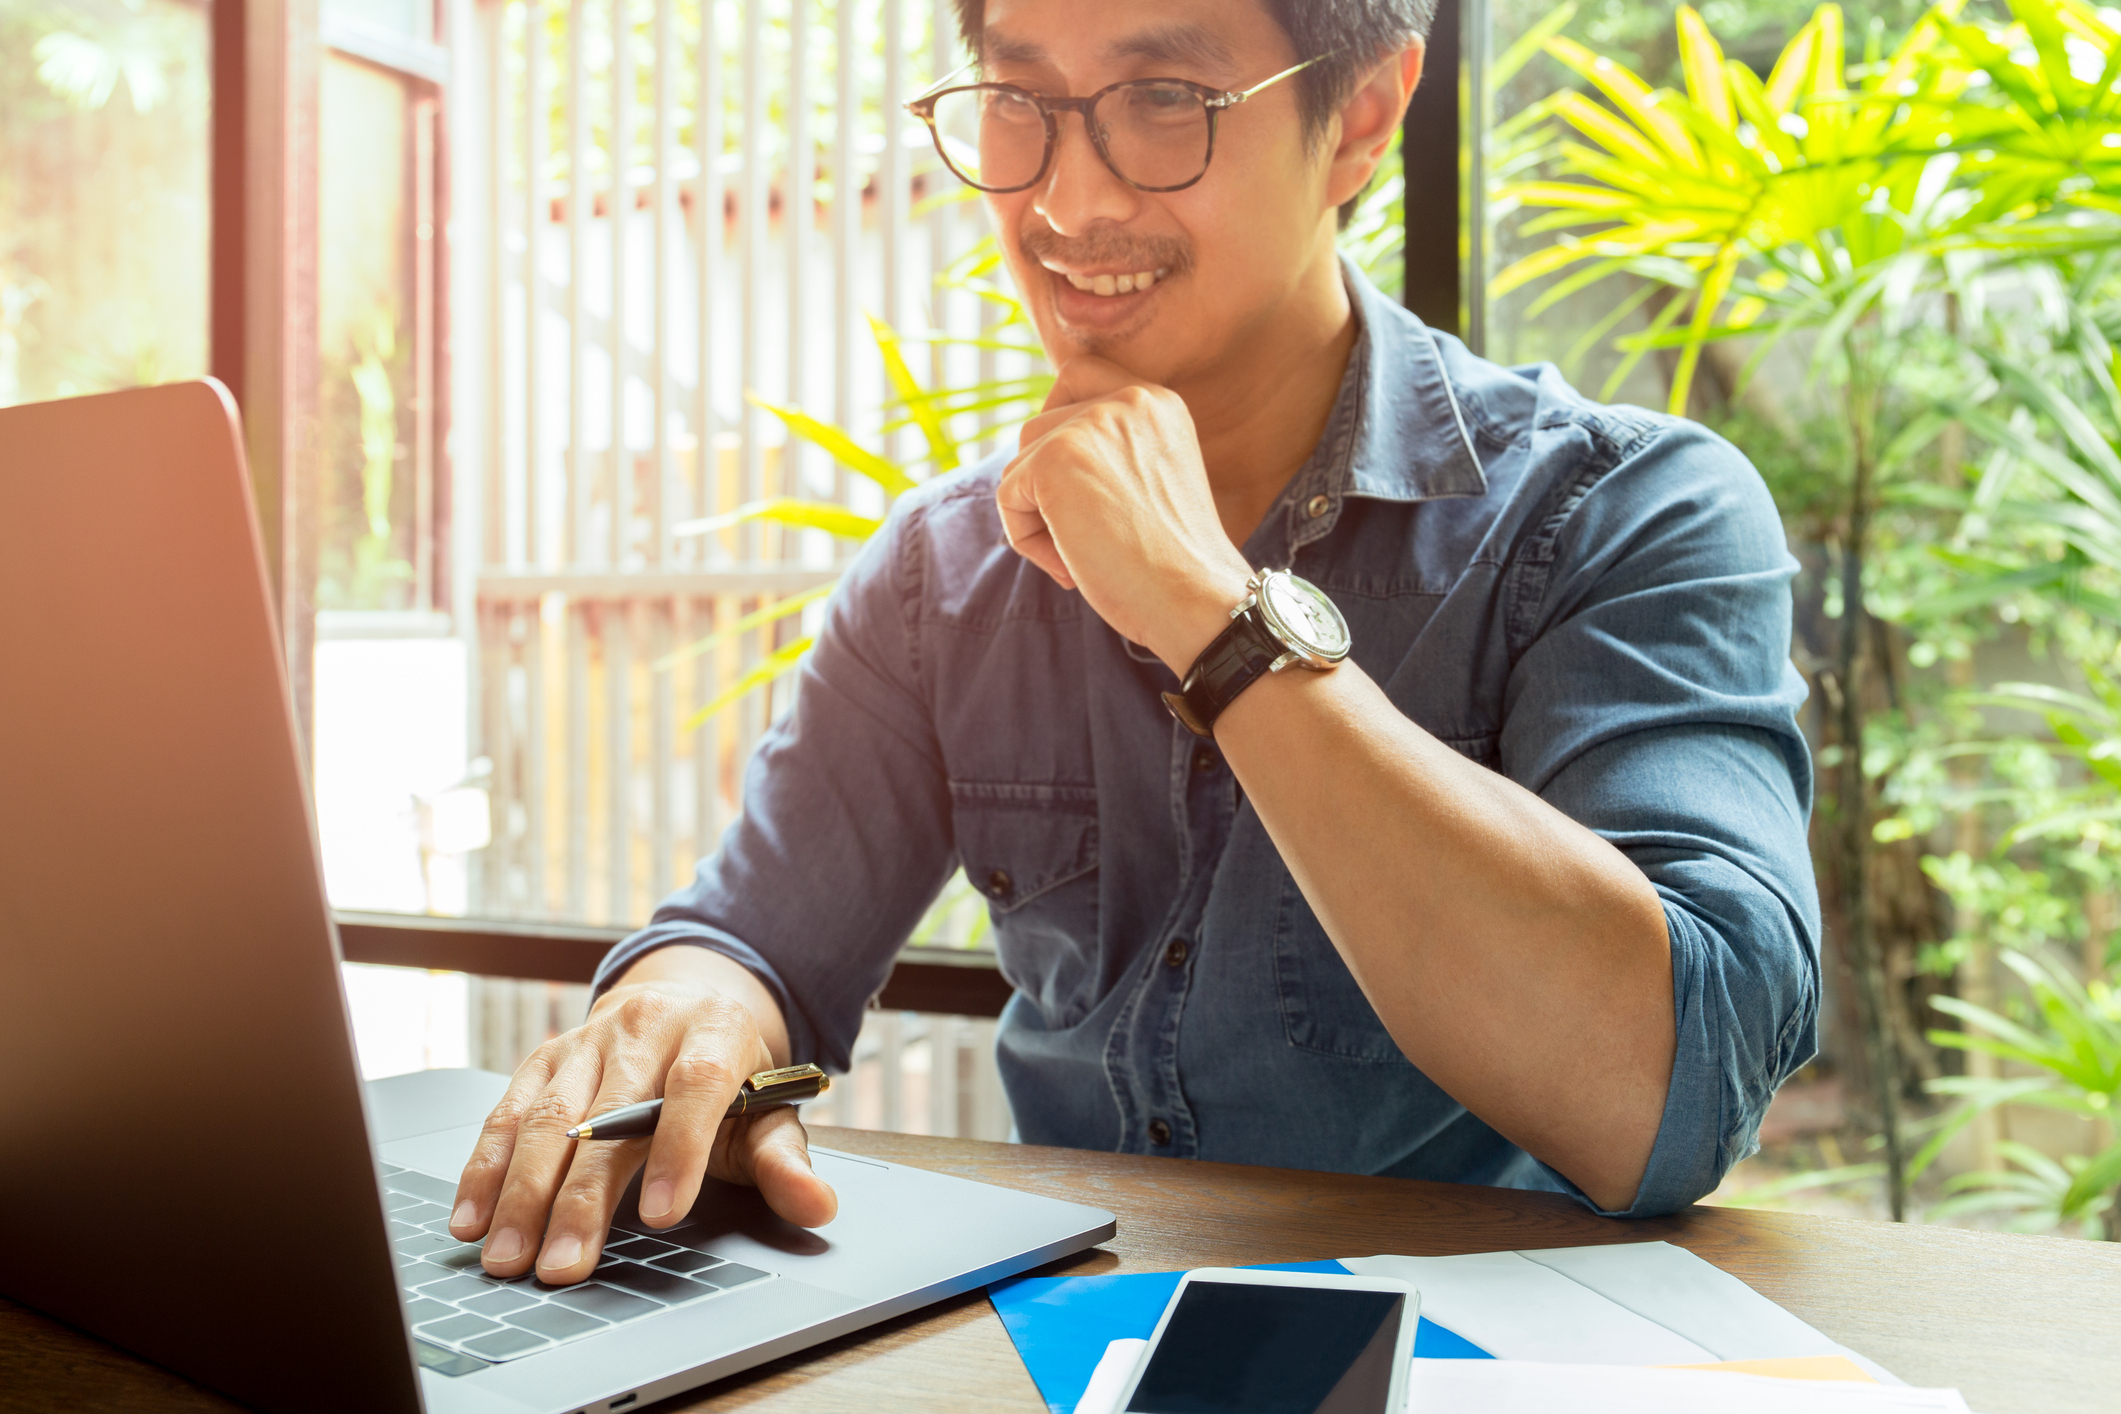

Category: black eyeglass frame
[905, 53, 1334, 195]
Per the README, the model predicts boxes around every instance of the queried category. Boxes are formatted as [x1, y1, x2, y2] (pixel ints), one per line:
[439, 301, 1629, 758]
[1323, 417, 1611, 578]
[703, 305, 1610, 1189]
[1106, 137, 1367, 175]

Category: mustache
[1018, 225, 1193, 278]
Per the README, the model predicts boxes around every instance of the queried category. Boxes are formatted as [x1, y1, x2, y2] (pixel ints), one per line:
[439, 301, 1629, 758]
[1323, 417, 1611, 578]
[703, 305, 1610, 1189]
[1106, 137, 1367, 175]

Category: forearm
[1213, 660, 1675, 1211]
[611, 946, 794, 1070]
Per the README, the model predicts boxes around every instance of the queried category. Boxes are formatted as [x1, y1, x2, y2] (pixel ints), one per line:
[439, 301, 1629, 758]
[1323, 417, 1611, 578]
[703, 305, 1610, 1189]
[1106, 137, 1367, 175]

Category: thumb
[735, 1107, 839, 1229]
[1041, 354, 1141, 413]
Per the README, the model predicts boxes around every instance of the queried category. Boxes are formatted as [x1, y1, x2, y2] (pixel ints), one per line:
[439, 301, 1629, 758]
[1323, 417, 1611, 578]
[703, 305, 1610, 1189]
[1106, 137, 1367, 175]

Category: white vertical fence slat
[522, 0, 545, 572]
[652, 0, 675, 572]
[566, 0, 589, 569]
[738, 0, 764, 564]
[456, 0, 1018, 1140]
[785, 0, 810, 521]
[608, 0, 632, 570]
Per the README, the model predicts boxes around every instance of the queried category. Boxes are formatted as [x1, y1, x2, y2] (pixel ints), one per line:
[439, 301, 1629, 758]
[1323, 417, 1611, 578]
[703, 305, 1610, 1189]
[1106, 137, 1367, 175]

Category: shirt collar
[1342, 258, 1486, 503]
[1250, 261, 1488, 565]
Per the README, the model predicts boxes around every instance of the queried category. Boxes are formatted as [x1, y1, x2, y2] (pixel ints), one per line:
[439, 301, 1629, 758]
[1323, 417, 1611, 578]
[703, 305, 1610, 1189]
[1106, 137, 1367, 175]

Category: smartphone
[1114, 1267, 1421, 1414]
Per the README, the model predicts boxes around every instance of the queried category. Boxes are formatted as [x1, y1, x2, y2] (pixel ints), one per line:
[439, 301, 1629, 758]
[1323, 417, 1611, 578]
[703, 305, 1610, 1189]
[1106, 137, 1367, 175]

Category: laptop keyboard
[382, 1164, 773, 1365]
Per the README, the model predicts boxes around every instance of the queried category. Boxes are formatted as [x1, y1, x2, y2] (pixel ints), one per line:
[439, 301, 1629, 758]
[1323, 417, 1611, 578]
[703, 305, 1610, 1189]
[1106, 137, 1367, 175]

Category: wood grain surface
[4, 1127, 2116, 1414]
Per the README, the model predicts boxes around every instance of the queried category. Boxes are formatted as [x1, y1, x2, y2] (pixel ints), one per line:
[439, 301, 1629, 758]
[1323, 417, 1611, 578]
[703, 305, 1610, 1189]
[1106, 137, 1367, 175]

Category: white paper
[1520, 1241, 1842, 1359]
[1341, 1251, 1719, 1365]
[1074, 1341, 1968, 1414]
[1404, 1359, 1970, 1413]
[1345, 1243, 1900, 1385]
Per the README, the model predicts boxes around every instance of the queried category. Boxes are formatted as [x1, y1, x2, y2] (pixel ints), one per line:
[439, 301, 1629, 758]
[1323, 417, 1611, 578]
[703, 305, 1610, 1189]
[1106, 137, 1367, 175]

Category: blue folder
[987, 1259, 1493, 1414]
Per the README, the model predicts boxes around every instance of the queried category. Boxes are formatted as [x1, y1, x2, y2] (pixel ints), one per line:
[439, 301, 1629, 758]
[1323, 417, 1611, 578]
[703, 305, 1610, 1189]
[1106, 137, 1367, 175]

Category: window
[0, 0, 210, 406]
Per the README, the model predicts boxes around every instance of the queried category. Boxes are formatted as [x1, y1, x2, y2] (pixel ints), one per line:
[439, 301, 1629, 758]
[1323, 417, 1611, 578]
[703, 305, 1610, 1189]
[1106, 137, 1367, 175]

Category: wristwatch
[1161, 568, 1351, 738]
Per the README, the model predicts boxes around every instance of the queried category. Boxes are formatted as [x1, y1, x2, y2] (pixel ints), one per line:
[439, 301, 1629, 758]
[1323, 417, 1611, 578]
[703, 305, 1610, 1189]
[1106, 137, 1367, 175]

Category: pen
[564, 1063, 831, 1140]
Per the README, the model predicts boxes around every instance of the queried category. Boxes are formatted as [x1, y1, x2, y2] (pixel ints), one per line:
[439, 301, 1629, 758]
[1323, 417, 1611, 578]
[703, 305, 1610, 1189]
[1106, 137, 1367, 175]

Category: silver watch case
[1233, 568, 1352, 673]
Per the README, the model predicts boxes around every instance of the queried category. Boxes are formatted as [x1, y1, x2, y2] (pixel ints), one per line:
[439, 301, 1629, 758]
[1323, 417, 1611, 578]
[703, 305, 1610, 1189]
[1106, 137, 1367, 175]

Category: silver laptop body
[0, 380, 1114, 1414]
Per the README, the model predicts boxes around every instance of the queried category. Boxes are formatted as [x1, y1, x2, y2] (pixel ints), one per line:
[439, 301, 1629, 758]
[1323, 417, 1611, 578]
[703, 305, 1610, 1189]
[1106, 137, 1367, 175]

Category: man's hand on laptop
[448, 947, 837, 1285]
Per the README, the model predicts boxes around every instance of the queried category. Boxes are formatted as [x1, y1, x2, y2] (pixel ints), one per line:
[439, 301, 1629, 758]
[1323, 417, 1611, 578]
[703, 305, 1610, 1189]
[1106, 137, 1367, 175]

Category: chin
[1035, 301, 1192, 386]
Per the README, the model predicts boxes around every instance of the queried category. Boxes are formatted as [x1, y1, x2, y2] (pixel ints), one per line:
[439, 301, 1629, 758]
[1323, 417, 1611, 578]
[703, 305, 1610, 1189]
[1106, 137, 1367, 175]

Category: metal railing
[461, 980, 1012, 1139]
[338, 911, 1016, 1139]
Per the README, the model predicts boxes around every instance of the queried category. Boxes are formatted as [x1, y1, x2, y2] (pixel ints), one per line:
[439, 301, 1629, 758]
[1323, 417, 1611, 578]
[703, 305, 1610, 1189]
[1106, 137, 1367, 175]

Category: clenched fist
[997, 357, 1254, 674]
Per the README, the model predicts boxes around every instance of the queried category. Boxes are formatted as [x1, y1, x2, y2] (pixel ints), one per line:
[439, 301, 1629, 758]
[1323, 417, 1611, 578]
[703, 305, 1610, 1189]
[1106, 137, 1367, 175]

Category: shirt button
[1147, 1118, 1173, 1147]
[1164, 938, 1189, 968]
[985, 869, 1012, 899]
[1305, 493, 1331, 520]
[1192, 746, 1218, 774]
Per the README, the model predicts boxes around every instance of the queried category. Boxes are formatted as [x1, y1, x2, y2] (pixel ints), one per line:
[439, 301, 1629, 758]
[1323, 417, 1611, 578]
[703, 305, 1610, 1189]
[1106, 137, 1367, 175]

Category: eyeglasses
[905, 53, 1333, 195]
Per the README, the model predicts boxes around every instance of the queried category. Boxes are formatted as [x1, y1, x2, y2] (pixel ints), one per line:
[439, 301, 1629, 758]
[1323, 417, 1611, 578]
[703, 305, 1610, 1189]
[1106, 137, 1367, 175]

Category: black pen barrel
[568, 1098, 663, 1140]
[568, 1076, 828, 1139]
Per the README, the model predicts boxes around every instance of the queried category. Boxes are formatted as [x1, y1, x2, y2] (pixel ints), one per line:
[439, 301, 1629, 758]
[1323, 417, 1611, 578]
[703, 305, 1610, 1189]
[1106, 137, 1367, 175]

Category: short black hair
[949, 0, 1433, 222]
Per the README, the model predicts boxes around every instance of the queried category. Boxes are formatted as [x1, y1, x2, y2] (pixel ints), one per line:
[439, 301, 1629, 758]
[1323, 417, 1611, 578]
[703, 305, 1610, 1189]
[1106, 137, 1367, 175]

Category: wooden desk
[5, 1128, 2117, 1413]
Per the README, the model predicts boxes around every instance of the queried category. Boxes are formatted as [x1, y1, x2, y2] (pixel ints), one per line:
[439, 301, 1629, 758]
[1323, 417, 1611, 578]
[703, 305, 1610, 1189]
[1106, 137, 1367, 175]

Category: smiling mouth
[1051, 267, 1170, 297]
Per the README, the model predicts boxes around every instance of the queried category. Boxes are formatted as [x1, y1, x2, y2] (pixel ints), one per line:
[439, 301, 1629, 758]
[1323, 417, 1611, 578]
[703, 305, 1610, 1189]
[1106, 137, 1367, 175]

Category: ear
[1325, 42, 1424, 212]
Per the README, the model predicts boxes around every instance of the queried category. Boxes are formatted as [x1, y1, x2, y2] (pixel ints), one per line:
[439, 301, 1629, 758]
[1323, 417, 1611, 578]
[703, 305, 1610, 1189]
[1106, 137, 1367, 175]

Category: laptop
[0, 380, 1115, 1414]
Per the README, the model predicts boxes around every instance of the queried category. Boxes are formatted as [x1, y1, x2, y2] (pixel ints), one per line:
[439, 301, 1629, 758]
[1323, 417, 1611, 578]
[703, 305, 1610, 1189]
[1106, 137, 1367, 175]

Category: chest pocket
[950, 781, 1099, 1026]
[1272, 874, 1412, 1065]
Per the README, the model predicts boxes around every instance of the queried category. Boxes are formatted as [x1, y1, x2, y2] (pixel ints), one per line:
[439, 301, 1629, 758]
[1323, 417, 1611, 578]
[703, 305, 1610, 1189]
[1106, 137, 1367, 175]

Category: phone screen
[1124, 1281, 1406, 1414]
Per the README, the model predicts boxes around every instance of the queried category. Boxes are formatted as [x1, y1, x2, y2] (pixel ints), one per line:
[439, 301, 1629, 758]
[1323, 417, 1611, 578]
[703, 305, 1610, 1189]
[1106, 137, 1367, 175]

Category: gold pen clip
[745, 1063, 828, 1090]
[730, 1063, 831, 1115]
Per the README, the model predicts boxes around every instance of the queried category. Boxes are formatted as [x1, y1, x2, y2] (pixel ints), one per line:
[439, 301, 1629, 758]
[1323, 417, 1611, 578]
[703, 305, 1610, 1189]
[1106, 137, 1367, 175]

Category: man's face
[976, 0, 1337, 391]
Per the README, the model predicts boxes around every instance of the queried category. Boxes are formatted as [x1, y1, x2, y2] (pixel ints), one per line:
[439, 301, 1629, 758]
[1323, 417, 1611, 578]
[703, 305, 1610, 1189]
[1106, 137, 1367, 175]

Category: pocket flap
[950, 781, 1098, 913]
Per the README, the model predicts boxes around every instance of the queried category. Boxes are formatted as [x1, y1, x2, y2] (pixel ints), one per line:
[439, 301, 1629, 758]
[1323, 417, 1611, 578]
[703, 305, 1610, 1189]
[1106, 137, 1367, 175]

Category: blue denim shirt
[594, 265, 1821, 1218]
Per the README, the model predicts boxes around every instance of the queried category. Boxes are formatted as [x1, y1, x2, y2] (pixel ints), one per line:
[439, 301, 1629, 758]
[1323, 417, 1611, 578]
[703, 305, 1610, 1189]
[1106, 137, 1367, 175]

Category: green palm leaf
[681, 637, 815, 731]
[653, 583, 834, 672]
[746, 394, 915, 496]
[672, 497, 883, 542]
[870, 314, 961, 474]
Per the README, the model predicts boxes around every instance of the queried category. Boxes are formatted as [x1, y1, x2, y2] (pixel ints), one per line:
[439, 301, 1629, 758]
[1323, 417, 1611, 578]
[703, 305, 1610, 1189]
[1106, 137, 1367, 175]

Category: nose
[1031, 107, 1140, 236]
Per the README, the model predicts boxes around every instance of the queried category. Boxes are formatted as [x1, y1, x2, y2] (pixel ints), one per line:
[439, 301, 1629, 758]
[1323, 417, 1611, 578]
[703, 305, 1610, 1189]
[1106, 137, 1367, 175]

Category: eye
[1118, 83, 1205, 128]
[983, 88, 1043, 124]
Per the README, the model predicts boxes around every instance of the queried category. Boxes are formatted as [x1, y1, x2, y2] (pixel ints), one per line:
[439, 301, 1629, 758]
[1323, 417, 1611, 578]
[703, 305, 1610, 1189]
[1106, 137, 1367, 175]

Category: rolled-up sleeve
[590, 492, 957, 1072]
[1500, 418, 1821, 1217]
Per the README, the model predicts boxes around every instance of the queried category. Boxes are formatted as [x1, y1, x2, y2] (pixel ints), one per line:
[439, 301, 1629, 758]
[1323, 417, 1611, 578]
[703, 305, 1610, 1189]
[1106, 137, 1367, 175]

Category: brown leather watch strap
[1160, 607, 1281, 738]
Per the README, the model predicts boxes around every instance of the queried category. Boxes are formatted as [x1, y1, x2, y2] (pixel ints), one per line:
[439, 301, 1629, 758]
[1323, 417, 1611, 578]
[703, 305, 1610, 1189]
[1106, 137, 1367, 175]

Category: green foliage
[1491, 0, 2121, 1232]
[1498, 0, 2121, 413]
[1340, 130, 1405, 298]
[1713, 1160, 1888, 1206]
[1937, 0, 2121, 219]
[1938, 270, 2121, 626]
[1919, 854, 2080, 968]
[318, 315, 415, 610]
[22, 0, 192, 116]
[1917, 949, 2121, 1235]
[1971, 675, 2121, 846]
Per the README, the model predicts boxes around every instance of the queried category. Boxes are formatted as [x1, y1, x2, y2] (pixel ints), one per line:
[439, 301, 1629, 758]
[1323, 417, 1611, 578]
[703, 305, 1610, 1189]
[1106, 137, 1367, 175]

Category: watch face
[1257, 572, 1351, 661]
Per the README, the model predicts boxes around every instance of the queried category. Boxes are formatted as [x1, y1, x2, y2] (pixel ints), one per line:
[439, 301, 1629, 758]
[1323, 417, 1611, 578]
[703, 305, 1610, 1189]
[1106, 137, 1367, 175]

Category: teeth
[1057, 267, 1170, 296]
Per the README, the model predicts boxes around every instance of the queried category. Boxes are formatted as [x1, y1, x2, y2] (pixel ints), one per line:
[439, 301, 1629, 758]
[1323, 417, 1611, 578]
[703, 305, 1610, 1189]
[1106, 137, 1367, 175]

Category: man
[448, 0, 1819, 1287]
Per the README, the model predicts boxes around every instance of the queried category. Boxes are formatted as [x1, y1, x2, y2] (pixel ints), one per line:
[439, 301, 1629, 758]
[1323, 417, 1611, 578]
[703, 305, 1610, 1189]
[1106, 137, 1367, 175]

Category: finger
[1003, 519, 1075, 588]
[714, 1107, 839, 1228]
[527, 1004, 706, 1281]
[995, 458, 1076, 588]
[532, 1137, 653, 1285]
[449, 1039, 567, 1242]
[479, 1042, 606, 1277]
[1042, 353, 1139, 412]
[633, 1011, 764, 1233]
